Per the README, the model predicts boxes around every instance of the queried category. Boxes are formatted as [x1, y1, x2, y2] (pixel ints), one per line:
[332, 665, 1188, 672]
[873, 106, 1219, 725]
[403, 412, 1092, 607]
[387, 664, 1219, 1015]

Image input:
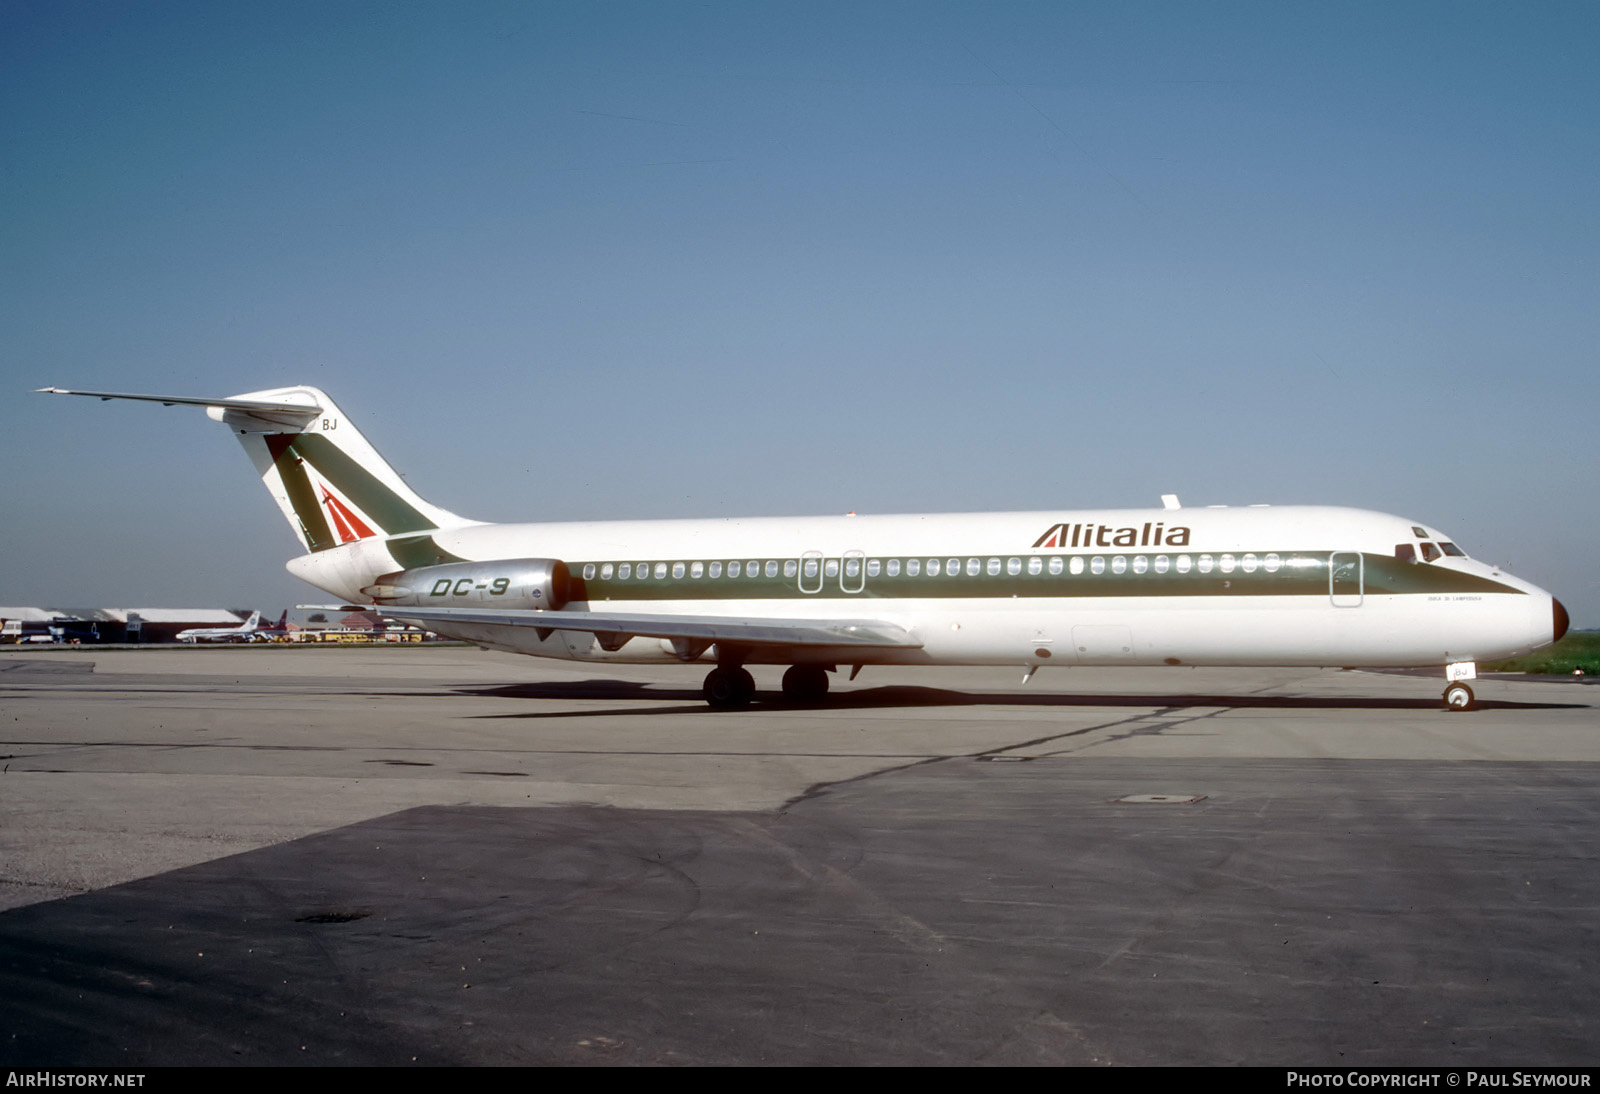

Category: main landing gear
[701, 664, 834, 709]
[780, 665, 830, 704]
[703, 665, 755, 709]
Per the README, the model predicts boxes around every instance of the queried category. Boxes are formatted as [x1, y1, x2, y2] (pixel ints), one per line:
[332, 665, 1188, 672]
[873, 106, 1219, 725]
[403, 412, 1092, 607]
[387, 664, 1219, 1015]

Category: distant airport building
[0, 608, 254, 644]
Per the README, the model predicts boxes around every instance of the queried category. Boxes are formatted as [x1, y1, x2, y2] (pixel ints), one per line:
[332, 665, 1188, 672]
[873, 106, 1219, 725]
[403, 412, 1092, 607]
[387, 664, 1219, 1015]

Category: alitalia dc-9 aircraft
[41, 385, 1568, 710]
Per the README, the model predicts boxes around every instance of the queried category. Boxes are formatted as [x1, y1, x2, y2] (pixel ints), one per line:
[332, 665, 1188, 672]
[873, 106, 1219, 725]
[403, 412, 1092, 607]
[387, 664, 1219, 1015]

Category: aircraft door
[1330, 552, 1364, 607]
[799, 551, 824, 594]
[841, 550, 865, 593]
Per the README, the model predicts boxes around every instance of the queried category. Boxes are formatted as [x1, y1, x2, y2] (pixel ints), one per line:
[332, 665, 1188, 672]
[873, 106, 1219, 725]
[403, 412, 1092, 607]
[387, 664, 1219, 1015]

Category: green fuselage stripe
[563, 552, 1521, 602]
[387, 534, 466, 569]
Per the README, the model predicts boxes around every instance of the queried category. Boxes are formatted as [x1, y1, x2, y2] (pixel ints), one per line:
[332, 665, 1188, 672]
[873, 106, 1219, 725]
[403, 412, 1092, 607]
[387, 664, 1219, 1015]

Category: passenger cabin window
[1420, 542, 1442, 563]
[1395, 544, 1417, 563]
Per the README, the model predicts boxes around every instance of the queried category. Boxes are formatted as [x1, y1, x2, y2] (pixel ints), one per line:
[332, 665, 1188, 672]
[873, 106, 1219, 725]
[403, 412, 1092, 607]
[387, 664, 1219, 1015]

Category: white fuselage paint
[286, 505, 1557, 671]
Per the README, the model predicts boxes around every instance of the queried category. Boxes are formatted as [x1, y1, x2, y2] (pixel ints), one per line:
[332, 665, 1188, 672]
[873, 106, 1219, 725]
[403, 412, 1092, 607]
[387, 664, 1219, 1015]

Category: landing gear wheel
[1443, 682, 1475, 712]
[781, 665, 830, 704]
[703, 666, 755, 709]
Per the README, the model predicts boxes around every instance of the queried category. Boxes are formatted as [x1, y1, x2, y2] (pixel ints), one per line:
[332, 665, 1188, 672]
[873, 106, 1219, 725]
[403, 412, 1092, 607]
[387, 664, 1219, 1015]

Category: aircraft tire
[704, 666, 755, 709]
[781, 665, 830, 704]
[1443, 682, 1475, 712]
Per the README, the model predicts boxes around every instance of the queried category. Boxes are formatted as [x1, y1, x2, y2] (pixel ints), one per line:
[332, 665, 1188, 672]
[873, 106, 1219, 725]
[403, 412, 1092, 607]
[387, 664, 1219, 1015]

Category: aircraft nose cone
[1553, 598, 1570, 643]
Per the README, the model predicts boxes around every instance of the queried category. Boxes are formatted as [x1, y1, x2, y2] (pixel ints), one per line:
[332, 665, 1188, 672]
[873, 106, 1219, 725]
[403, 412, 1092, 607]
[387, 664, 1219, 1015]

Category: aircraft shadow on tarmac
[402, 680, 1590, 718]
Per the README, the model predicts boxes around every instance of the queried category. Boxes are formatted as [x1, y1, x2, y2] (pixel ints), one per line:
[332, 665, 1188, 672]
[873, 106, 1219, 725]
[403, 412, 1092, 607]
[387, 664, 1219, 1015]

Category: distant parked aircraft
[253, 610, 290, 641]
[176, 611, 262, 644]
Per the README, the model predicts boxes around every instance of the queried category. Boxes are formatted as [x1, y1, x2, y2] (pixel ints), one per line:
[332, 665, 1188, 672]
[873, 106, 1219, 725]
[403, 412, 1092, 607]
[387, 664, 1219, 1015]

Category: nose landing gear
[1441, 661, 1478, 711]
[1443, 681, 1476, 711]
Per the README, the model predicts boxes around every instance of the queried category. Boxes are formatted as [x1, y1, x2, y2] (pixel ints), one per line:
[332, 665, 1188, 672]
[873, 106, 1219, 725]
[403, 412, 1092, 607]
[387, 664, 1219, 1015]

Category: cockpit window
[1395, 544, 1417, 563]
[1420, 542, 1442, 562]
[1439, 541, 1466, 557]
[1411, 526, 1429, 538]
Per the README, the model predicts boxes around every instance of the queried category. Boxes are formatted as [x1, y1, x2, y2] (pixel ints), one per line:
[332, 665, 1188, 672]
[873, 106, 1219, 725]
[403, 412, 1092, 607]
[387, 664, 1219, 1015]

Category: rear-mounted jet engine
[362, 559, 570, 610]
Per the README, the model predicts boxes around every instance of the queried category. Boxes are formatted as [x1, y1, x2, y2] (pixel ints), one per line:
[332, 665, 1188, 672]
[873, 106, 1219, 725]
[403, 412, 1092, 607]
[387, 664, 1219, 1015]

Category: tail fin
[215, 386, 474, 553]
[37, 384, 474, 553]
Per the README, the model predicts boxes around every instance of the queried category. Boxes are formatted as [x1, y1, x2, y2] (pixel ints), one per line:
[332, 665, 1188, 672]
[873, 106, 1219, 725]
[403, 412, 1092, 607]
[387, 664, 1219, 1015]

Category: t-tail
[36, 385, 477, 598]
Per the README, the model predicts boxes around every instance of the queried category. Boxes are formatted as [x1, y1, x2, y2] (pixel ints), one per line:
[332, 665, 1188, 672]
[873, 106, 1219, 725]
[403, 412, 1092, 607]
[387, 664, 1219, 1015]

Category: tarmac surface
[2, 645, 1597, 1065]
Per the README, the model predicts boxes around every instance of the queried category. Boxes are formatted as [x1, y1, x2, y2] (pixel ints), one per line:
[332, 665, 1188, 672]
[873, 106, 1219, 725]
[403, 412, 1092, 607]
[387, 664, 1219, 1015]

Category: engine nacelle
[362, 558, 571, 611]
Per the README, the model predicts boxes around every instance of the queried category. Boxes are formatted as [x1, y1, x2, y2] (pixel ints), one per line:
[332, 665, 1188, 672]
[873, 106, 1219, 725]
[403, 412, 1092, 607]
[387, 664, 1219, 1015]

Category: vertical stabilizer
[210, 386, 475, 553]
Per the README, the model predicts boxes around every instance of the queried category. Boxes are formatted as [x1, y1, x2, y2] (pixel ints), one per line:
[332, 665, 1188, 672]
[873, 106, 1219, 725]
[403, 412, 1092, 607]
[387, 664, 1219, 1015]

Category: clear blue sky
[3, 1, 1596, 623]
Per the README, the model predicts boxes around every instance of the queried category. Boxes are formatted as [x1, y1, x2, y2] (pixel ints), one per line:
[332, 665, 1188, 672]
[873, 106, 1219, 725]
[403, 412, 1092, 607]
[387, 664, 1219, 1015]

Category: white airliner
[40, 384, 1568, 710]
[176, 610, 262, 644]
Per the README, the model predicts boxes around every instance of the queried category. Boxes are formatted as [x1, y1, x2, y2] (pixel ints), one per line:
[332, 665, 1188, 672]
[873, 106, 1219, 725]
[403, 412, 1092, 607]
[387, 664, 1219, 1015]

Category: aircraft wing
[375, 605, 922, 652]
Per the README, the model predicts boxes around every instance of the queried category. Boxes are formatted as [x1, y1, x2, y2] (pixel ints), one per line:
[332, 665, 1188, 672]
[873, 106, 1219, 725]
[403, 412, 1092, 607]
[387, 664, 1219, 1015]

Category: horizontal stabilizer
[42, 384, 473, 550]
[36, 386, 323, 416]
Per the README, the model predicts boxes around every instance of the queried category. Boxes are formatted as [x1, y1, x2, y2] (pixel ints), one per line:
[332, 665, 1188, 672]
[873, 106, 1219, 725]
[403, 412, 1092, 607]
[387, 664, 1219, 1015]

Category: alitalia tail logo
[1032, 522, 1191, 549]
[321, 486, 376, 543]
